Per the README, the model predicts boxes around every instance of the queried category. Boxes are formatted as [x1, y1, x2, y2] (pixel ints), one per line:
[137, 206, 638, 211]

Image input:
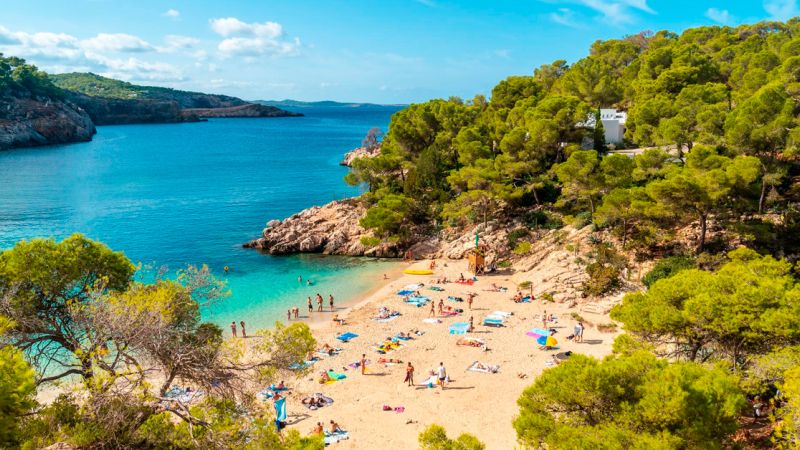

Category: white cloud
[82, 33, 153, 52]
[705, 7, 732, 25]
[210, 17, 283, 38]
[160, 35, 200, 53]
[0, 25, 183, 82]
[209, 17, 300, 58]
[549, 8, 582, 28]
[764, 0, 799, 20]
[557, 0, 656, 25]
[163, 9, 180, 19]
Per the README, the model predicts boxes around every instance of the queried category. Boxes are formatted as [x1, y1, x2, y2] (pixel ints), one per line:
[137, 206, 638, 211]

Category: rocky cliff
[184, 103, 302, 119]
[0, 94, 95, 150]
[243, 198, 402, 257]
[340, 145, 380, 166]
[65, 92, 198, 125]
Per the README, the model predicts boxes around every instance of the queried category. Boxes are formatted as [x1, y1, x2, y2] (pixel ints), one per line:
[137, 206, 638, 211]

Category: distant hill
[50, 73, 248, 109]
[255, 99, 406, 109]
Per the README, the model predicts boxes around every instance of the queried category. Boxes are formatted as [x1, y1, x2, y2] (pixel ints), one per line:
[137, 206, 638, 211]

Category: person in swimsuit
[405, 362, 415, 386]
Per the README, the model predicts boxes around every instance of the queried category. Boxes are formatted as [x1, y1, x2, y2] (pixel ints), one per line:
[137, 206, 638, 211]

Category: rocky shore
[243, 198, 402, 257]
[340, 145, 380, 166]
[0, 94, 95, 150]
[243, 197, 519, 264]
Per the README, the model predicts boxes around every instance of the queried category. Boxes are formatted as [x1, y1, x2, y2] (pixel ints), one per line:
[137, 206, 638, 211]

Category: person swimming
[223, 265, 229, 274]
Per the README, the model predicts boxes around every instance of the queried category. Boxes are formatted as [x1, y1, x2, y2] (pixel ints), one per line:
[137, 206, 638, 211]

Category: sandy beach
[279, 257, 622, 449]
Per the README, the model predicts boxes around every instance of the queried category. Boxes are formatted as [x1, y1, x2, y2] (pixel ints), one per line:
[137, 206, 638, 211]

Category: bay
[0, 105, 403, 330]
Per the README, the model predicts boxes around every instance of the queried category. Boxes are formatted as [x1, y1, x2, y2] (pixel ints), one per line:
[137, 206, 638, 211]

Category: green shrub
[582, 262, 621, 296]
[497, 260, 512, 268]
[540, 292, 555, 302]
[570, 312, 584, 321]
[360, 236, 381, 247]
[597, 323, 618, 333]
[573, 211, 593, 229]
[518, 281, 532, 290]
[525, 211, 563, 230]
[513, 241, 532, 255]
[507, 228, 529, 248]
[642, 256, 695, 287]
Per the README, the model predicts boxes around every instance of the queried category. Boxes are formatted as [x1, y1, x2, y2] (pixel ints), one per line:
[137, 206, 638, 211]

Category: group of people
[285, 293, 337, 322]
[312, 420, 344, 436]
[230, 320, 247, 338]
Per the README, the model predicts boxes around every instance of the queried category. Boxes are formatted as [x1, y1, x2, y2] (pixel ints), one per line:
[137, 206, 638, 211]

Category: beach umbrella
[536, 335, 558, 347]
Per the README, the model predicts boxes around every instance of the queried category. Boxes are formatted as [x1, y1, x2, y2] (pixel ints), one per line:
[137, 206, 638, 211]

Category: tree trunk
[621, 218, 628, 248]
[588, 197, 595, 214]
[696, 213, 707, 254]
[758, 173, 767, 214]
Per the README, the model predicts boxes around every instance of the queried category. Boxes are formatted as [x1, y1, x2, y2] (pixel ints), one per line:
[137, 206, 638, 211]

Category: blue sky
[0, 0, 796, 103]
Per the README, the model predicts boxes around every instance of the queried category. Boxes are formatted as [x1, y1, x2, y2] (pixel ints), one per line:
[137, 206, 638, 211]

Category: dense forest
[347, 19, 800, 260]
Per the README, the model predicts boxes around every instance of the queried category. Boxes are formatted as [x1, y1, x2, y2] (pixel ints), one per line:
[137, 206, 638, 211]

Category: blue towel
[397, 290, 415, 296]
[274, 397, 287, 422]
[484, 318, 503, 327]
[337, 332, 359, 342]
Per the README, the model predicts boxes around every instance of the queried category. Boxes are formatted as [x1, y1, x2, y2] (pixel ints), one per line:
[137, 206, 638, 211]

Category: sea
[0, 105, 404, 330]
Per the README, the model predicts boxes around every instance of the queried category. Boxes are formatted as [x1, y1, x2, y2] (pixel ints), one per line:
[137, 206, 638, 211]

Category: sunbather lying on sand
[378, 357, 403, 364]
[319, 371, 332, 384]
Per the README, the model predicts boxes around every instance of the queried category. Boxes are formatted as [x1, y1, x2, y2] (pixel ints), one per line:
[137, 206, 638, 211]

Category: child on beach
[329, 294, 335, 311]
[308, 297, 313, 314]
[360, 354, 367, 375]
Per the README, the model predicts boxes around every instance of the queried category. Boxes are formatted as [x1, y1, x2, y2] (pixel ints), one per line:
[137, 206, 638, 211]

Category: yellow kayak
[404, 269, 434, 275]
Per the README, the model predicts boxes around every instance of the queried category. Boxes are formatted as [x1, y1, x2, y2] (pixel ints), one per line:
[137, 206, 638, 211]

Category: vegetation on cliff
[346, 20, 800, 259]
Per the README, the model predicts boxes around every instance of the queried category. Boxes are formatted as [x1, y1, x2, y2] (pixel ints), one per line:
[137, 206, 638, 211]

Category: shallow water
[0, 105, 402, 330]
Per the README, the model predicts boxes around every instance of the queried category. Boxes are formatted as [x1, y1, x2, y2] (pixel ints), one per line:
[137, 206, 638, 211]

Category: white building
[598, 109, 627, 144]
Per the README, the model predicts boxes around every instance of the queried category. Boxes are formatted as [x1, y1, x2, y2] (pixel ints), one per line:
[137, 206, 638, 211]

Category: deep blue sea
[0, 105, 402, 330]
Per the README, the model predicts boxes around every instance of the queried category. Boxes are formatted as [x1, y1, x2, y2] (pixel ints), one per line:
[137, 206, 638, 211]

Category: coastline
[281, 255, 621, 448]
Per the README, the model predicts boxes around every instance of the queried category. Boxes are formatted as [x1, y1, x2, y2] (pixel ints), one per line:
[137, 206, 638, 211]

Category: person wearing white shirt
[437, 362, 447, 389]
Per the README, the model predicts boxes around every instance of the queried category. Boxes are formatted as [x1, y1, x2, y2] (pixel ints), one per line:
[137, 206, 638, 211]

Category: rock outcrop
[340, 145, 380, 167]
[0, 94, 95, 150]
[243, 198, 402, 257]
[184, 103, 302, 118]
[65, 92, 198, 125]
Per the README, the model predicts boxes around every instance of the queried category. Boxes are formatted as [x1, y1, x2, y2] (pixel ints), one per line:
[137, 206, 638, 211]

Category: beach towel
[324, 431, 349, 445]
[347, 359, 370, 369]
[375, 314, 400, 323]
[404, 296, 430, 307]
[483, 317, 504, 327]
[316, 348, 342, 357]
[440, 310, 459, 317]
[447, 296, 464, 302]
[518, 296, 532, 303]
[422, 318, 441, 324]
[336, 332, 358, 342]
[394, 333, 413, 341]
[449, 322, 470, 335]
[429, 286, 445, 291]
[396, 290, 415, 296]
[421, 374, 438, 387]
[373, 342, 404, 354]
[302, 393, 334, 410]
[274, 397, 287, 422]
[526, 328, 551, 338]
[491, 311, 513, 318]
[327, 370, 347, 380]
[467, 361, 500, 373]
[455, 279, 475, 285]
[404, 284, 422, 290]
[289, 361, 315, 370]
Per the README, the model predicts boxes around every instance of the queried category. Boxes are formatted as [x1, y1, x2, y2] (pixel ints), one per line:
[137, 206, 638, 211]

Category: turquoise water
[0, 106, 402, 330]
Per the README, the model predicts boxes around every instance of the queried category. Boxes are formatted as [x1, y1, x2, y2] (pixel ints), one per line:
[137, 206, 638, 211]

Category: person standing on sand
[294, 307, 300, 319]
[240, 321, 246, 338]
[467, 293, 474, 310]
[308, 297, 313, 314]
[438, 298, 444, 316]
[361, 354, 367, 375]
[437, 362, 447, 389]
[329, 294, 335, 312]
[542, 310, 548, 329]
[429, 301, 435, 317]
[317, 294, 323, 312]
[287, 310, 292, 321]
[575, 321, 584, 343]
[468, 316, 474, 332]
[405, 362, 415, 386]
[230, 321, 237, 338]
